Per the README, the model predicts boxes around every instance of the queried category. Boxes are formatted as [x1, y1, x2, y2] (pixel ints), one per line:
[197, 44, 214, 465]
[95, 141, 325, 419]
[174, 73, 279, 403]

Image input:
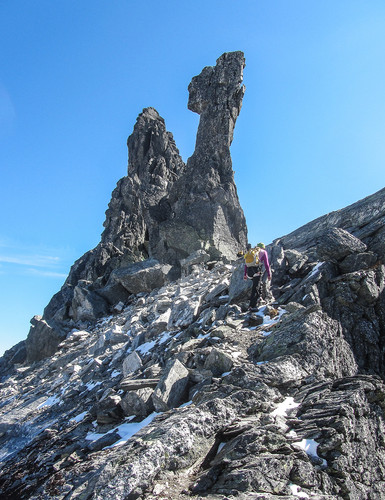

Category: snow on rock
[37, 394, 62, 409]
[70, 411, 89, 423]
[271, 396, 300, 417]
[290, 483, 310, 498]
[293, 438, 328, 467]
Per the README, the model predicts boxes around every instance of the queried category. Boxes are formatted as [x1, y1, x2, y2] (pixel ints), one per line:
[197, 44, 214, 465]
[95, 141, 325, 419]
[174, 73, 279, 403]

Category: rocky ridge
[1, 184, 385, 498]
[35, 51, 247, 349]
[1, 51, 385, 499]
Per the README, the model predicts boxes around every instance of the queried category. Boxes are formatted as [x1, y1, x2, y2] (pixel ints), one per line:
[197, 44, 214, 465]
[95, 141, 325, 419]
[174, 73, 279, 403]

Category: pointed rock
[152, 359, 189, 411]
[25, 316, 66, 363]
[122, 351, 142, 377]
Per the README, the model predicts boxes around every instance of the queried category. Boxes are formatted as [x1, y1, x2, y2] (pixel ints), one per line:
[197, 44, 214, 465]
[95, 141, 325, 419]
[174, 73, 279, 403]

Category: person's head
[257, 242, 265, 249]
[246, 243, 252, 250]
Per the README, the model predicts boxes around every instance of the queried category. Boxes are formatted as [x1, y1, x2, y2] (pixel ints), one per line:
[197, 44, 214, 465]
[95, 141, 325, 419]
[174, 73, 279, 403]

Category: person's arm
[260, 250, 272, 280]
[244, 264, 248, 279]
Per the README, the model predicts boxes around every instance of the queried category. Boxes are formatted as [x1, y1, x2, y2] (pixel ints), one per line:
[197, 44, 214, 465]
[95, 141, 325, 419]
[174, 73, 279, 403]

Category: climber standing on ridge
[243, 243, 272, 310]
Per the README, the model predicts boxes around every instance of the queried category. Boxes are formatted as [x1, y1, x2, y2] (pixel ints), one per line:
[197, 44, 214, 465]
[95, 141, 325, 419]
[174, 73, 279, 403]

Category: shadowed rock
[25, 316, 66, 363]
[152, 359, 190, 411]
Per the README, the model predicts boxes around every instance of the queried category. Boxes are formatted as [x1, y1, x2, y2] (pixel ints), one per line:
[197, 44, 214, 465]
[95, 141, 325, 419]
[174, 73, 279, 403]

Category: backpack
[244, 249, 260, 267]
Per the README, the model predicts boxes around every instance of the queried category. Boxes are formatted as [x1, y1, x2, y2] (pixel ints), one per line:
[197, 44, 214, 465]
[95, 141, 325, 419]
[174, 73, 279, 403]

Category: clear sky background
[1, 0, 385, 356]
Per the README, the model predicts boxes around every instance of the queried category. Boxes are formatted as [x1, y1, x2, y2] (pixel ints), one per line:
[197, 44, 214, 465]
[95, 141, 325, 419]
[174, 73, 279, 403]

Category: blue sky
[1, 0, 385, 356]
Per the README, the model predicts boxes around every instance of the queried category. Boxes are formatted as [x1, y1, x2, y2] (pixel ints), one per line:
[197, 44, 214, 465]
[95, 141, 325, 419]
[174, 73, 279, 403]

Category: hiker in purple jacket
[243, 243, 272, 310]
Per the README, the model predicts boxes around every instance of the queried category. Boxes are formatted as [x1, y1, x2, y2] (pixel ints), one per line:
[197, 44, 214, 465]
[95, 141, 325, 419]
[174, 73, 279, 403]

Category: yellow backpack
[244, 249, 260, 267]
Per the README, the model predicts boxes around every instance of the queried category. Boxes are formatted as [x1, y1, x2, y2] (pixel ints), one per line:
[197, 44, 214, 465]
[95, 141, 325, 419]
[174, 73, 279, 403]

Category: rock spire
[100, 51, 247, 269]
[173, 51, 247, 261]
[30, 52, 248, 350]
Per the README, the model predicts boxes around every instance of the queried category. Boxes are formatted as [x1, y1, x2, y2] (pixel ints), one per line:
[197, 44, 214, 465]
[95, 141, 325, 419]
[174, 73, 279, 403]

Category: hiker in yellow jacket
[243, 243, 272, 310]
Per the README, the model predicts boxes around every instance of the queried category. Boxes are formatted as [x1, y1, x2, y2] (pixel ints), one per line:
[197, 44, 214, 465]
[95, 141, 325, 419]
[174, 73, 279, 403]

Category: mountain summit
[1, 53, 385, 499]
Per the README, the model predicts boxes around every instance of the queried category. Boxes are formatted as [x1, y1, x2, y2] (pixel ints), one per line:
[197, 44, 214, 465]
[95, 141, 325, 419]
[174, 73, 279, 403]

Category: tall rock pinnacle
[188, 51, 246, 170]
[37, 52, 248, 345]
[101, 107, 185, 257]
[177, 51, 247, 259]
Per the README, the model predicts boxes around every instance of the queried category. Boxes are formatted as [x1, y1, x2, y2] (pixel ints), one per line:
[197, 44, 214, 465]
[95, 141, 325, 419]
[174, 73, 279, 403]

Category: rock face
[173, 51, 247, 263]
[268, 186, 385, 381]
[275, 187, 385, 255]
[25, 316, 67, 363]
[1, 53, 385, 499]
[36, 52, 247, 354]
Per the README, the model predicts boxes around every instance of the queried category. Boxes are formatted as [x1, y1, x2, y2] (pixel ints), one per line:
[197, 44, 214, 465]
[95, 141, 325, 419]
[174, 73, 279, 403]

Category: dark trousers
[247, 266, 262, 308]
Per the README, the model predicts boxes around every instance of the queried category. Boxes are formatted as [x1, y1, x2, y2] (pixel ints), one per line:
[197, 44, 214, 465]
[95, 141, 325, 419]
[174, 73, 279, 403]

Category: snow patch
[259, 307, 286, 336]
[158, 331, 172, 345]
[98, 315, 114, 326]
[37, 394, 61, 409]
[70, 411, 88, 423]
[85, 381, 102, 391]
[69, 329, 89, 338]
[294, 438, 327, 467]
[272, 397, 300, 417]
[307, 262, 324, 280]
[86, 412, 159, 449]
[179, 401, 192, 408]
[136, 339, 157, 355]
[217, 442, 226, 454]
[289, 483, 309, 498]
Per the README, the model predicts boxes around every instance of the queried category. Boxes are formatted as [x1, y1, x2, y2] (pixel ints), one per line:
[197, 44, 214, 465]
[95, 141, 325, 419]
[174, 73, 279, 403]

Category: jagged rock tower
[38, 52, 247, 350]
[103, 51, 247, 266]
